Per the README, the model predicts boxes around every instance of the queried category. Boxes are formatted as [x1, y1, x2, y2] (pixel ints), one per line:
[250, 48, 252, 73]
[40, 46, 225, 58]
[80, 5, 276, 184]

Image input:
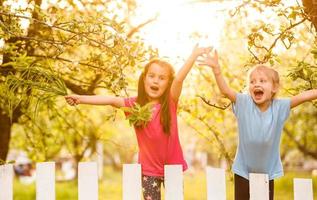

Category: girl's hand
[197, 49, 220, 71]
[192, 44, 212, 58]
[65, 95, 80, 106]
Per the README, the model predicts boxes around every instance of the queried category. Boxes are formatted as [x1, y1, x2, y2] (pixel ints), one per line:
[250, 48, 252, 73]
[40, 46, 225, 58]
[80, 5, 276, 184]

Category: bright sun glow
[5, 0, 301, 67]
[133, 0, 239, 65]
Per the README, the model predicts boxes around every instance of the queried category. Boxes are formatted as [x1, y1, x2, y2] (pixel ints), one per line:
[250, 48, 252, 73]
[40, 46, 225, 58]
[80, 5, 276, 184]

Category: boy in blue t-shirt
[198, 50, 317, 200]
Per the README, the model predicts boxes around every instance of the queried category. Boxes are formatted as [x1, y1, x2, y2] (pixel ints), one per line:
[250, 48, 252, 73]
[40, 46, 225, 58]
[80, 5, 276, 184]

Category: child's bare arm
[65, 95, 125, 108]
[197, 50, 237, 102]
[290, 89, 317, 108]
[170, 44, 212, 101]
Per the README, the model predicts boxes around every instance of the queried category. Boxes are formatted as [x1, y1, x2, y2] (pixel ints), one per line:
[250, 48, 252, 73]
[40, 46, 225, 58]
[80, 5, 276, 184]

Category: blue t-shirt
[232, 93, 291, 180]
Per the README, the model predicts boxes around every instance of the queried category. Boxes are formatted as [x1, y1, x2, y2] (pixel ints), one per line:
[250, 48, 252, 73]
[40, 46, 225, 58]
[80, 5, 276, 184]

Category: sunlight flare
[134, 0, 238, 65]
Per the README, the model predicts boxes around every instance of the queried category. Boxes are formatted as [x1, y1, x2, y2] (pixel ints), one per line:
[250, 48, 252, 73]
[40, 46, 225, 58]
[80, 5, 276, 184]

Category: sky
[132, 0, 239, 64]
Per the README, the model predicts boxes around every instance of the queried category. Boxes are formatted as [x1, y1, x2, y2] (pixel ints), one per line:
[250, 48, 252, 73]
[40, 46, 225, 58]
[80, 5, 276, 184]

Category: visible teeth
[253, 89, 263, 96]
[150, 86, 159, 91]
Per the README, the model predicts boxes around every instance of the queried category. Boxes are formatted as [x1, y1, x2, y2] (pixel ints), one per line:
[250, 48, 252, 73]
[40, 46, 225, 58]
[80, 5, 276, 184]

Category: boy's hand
[192, 44, 212, 58]
[197, 49, 220, 72]
[65, 95, 80, 106]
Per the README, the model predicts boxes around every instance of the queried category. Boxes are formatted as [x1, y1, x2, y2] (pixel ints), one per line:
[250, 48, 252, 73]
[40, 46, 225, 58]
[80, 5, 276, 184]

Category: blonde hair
[247, 64, 280, 97]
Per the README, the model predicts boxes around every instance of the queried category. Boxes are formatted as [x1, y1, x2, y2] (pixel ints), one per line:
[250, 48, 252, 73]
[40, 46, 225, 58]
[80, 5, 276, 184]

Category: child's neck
[147, 98, 160, 104]
[256, 100, 272, 112]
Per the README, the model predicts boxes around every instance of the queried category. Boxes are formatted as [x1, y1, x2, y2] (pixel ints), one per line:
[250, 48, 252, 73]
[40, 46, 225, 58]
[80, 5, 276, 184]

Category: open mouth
[253, 89, 264, 99]
[150, 86, 159, 91]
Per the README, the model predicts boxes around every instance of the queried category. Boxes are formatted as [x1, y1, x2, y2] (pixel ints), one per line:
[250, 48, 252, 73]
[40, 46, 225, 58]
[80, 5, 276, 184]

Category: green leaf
[121, 102, 154, 128]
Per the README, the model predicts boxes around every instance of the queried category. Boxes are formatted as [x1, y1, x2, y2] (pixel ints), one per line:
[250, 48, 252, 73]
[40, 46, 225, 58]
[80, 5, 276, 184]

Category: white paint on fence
[36, 162, 55, 200]
[0, 162, 315, 199]
[165, 165, 183, 200]
[96, 142, 104, 179]
[122, 164, 141, 200]
[206, 167, 226, 200]
[0, 164, 13, 200]
[249, 173, 269, 200]
[294, 178, 313, 200]
[78, 162, 98, 200]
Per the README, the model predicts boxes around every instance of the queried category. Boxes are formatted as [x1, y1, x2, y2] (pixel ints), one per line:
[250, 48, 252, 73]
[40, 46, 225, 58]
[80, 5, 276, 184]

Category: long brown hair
[136, 59, 175, 135]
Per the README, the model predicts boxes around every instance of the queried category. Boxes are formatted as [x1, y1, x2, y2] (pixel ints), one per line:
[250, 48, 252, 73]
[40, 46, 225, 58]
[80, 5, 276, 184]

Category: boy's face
[144, 63, 170, 102]
[248, 70, 277, 106]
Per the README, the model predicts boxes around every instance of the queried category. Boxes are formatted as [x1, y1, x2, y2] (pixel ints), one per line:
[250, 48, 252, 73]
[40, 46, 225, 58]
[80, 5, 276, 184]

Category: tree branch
[127, 14, 158, 38]
[197, 95, 231, 110]
[284, 125, 317, 159]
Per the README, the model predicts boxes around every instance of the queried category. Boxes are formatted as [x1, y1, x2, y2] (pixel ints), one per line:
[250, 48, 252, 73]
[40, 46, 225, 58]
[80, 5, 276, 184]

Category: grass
[13, 167, 317, 200]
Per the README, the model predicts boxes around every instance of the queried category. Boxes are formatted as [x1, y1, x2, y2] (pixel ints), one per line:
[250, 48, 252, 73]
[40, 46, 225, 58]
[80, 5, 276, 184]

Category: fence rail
[0, 162, 314, 200]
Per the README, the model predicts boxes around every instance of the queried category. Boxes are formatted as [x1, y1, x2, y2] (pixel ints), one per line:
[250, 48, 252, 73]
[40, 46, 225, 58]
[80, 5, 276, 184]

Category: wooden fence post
[294, 178, 313, 200]
[249, 173, 269, 200]
[96, 142, 103, 180]
[1, 162, 316, 199]
[78, 162, 98, 200]
[206, 167, 226, 200]
[122, 164, 141, 200]
[165, 165, 183, 200]
[0, 164, 13, 200]
[36, 162, 55, 200]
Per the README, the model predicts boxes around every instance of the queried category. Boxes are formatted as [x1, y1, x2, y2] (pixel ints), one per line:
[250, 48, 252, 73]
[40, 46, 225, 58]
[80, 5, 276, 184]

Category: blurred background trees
[0, 0, 156, 165]
[0, 0, 316, 175]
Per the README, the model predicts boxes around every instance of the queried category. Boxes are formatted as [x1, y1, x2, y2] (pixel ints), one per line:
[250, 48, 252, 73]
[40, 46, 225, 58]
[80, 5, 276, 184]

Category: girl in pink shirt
[65, 45, 211, 200]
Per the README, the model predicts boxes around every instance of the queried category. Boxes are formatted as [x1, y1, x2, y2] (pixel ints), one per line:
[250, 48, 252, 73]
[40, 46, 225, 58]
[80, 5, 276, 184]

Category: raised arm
[197, 50, 237, 102]
[290, 89, 317, 108]
[170, 45, 212, 101]
[65, 95, 125, 108]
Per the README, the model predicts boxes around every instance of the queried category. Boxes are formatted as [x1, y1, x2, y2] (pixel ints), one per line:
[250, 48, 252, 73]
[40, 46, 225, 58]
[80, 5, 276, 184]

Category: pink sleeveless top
[124, 97, 188, 177]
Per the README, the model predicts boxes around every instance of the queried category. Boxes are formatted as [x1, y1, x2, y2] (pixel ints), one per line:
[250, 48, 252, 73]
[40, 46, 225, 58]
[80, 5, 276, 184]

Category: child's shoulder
[272, 97, 291, 110]
[272, 97, 291, 103]
[236, 92, 252, 101]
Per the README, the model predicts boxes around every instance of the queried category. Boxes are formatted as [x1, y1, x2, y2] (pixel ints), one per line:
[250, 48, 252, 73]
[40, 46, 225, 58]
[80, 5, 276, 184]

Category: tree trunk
[0, 110, 11, 161]
[0, 0, 43, 161]
[302, 0, 317, 31]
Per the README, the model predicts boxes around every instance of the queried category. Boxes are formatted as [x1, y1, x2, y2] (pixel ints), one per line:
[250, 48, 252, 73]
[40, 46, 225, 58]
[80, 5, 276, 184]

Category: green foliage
[0, 159, 15, 165]
[0, 0, 157, 117]
[0, 0, 157, 161]
[5, 67, 67, 96]
[232, 0, 312, 64]
[121, 102, 153, 128]
[3, 58, 67, 120]
[288, 61, 316, 86]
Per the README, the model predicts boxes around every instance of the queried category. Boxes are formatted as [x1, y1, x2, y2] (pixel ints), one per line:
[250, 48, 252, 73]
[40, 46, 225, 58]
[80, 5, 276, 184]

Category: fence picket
[294, 178, 313, 200]
[0, 164, 13, 200]
[249, 173, 269, 200]
[36, 162, 55, 200]
[78, 162, 98, 200]
[97, 142, 103, 179]
[206, 167, 226, 200]
[165, 165, 183, 200]
[122, 164, 141, 200]
[1, 162, 315, 199]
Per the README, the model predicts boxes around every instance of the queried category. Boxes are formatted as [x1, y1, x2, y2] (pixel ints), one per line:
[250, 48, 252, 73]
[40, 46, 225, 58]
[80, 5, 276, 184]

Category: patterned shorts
[142, 175, 164, 200]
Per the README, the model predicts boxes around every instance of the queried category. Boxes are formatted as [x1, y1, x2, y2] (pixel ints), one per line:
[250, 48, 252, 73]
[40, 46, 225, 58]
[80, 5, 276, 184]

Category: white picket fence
[0, 162, 314, 200]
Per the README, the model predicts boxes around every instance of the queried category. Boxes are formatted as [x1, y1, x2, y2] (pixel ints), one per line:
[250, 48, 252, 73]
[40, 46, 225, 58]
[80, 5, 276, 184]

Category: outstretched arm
[290, 89, 317, 108]
[170, 44, 212, 101]
[197, 50, 237, 102]
[65, 95, 125, 108]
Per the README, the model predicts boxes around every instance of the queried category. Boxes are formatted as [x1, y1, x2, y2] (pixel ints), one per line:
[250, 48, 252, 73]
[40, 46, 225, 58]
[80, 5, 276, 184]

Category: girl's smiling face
[144, 63, 171, 103]
[248, 70, 278, 110]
